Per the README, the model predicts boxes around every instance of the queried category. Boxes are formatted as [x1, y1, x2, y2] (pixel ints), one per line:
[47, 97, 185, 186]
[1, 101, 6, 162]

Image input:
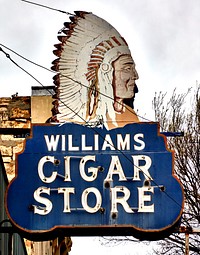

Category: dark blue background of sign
[6, 123, 184, 235]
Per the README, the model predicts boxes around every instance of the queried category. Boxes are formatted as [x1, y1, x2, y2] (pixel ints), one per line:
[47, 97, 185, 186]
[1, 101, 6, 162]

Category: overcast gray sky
[1, 0, 199, 253]
[1, 0, 200, 121]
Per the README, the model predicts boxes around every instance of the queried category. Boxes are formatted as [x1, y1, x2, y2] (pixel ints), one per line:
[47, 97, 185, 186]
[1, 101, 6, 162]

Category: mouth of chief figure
[126, 83, 135, 90]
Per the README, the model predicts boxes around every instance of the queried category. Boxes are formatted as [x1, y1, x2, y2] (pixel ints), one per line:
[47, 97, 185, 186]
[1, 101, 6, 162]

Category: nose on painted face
[130, 67, 139, 81]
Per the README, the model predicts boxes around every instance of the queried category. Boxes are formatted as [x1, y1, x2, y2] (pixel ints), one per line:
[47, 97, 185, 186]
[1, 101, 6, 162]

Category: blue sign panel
[6, 123, 184, 240]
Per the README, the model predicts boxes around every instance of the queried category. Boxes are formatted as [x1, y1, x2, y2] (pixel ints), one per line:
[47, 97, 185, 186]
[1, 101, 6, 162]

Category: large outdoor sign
[6, 11, 184, 240]
[6, 122, 184, 240]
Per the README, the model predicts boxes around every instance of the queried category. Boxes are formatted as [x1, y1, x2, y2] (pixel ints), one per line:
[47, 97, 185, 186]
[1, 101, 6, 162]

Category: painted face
[112, 55, 139, 99]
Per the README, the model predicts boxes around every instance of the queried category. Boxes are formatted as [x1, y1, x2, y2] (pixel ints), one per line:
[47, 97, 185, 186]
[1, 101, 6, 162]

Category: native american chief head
[51, 11, 139, 129]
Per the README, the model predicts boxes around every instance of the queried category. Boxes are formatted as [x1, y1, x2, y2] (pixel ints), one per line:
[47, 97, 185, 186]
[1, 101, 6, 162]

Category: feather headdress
[51, 11, 137, 128]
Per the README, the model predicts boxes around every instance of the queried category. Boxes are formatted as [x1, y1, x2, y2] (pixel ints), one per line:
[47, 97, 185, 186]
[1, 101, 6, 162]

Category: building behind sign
[0, 86, 71, 255]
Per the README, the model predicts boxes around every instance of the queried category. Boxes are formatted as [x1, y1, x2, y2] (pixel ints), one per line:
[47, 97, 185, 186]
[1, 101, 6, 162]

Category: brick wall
[0, 96, 31, 181]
